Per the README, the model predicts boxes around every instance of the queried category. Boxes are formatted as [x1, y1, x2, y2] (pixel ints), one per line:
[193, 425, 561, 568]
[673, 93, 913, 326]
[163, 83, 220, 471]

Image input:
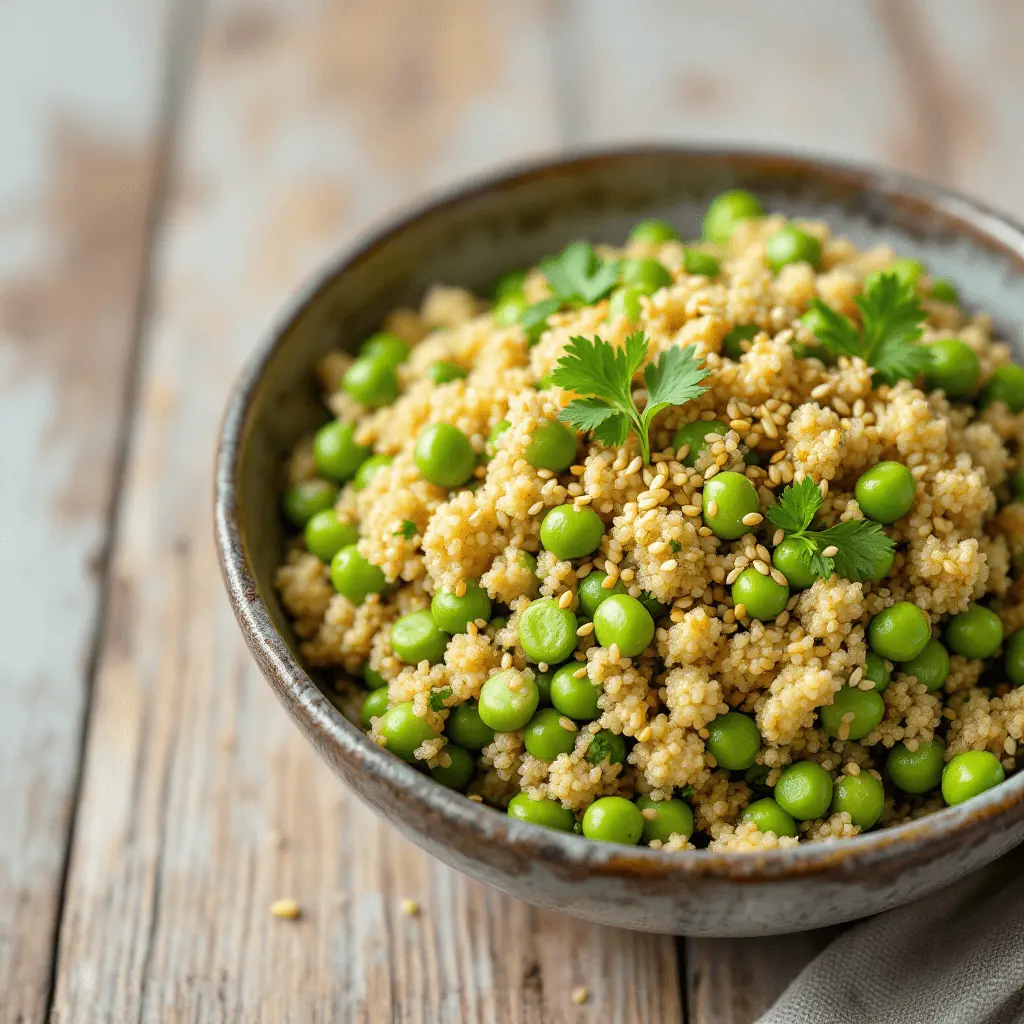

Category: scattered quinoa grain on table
[270, 898, 302, 920]
[273, 190, 1024, 852]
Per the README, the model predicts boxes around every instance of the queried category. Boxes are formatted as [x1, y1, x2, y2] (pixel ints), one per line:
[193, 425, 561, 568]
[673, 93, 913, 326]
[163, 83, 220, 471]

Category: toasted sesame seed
[571, 987, 589, 1005]
[707, 500, 719, 518]
[558, 590, 574, 609]
[271, 899, 301, 920]
[401, 899, 421, 917]
[742, 512, 763, 527]
[734, 603, 747, 619]
[559, 716, 578, 732]
[821, 545, 839, 558]
[773, 528, 785, 546]
[576, 621, 595, 637]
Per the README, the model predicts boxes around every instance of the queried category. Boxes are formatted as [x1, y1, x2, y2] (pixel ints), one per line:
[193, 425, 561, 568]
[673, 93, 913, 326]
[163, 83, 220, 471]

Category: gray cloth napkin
[759, 845, 1024, 1024]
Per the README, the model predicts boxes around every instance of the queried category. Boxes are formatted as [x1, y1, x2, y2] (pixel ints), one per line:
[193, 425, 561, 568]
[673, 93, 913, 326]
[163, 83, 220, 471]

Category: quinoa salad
[274, 190, 1024, 852]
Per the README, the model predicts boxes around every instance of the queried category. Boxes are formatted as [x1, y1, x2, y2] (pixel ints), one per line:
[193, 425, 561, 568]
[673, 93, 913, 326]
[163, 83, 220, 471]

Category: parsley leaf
[767, 478, 895, 583]
[552, 332, 709, 463]
[805, 272, 928, 385]
[541, 241, 621, 306]
[520, 298, 561, 346]
[427, 686, 453, 712]
[394, 520, 417, 540]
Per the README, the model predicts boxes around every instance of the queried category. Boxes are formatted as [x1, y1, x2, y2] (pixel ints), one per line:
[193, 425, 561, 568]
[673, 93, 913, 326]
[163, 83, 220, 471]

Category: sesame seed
[271, 899, 301, 920]
[734, 603, 747, 619]
[571, 987, 589, 1005]
[742, 512, 763, 527]
[573, 667, 588, 679]
[576, 621, 595, 637]
[401, 899, 421, 917]
[558, 590, 574, 609]
[753, 559, 770, 575]
[773, 528, 785, 545]
[559, 716, 578, 732]
[821, 545, 839, 558]
[770, 568, 789, 587]
[707, 500, 719, 518]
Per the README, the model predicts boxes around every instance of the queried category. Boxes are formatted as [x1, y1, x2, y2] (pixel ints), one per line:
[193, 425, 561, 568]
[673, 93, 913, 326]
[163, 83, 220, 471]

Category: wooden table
[4, 1, 1022, 1020]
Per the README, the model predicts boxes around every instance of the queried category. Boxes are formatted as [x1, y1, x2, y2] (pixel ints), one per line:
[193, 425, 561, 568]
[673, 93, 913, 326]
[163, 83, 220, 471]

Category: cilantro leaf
[804, 272, 928, 385]
[804, 299, 860, 358]
[641, 343, 710, 432]
[394, 520, 417, 540]
[766, 476, 823, 535]
[813, 519, 894, 582]
[768, 480, 895, 583]
[520, 298, 561, 346]
[552, 332, 708, 463]
[559, 398, 630, 448]
[428, 686, 453, 712]
[540, 241, 621, 305]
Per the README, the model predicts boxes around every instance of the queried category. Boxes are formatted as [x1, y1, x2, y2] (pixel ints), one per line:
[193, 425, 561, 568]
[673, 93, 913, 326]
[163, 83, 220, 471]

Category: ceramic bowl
[215, 148, 1024, 936]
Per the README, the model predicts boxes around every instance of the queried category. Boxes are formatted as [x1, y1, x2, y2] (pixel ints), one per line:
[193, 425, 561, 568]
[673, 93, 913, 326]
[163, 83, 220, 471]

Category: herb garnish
[394, 520, 417, 540]
[428, 686, 453, 712]
[767, 477, 895, 582]
[540, 241, 621, 306]
[805, 272, 929, 385]
[551, 331, 709, 463]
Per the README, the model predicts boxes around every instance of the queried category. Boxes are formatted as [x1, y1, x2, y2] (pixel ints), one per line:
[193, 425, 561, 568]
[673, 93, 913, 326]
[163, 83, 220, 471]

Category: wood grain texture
[0, 0, 175, 1019]
[49, 2, 683, 1021]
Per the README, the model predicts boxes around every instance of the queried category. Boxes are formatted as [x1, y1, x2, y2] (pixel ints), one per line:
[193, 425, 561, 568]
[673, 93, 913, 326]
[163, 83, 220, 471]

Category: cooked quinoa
[274, 193, 1024, 853]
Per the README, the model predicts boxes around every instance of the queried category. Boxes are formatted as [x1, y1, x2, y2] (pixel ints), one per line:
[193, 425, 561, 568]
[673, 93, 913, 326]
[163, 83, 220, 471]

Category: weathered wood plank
[0, 1, 177, 1019]
[49, 2, 684, 1021]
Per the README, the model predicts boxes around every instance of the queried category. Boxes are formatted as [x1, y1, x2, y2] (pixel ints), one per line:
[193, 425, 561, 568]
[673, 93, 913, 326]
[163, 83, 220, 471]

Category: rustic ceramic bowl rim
[216, 145, 1024, 882]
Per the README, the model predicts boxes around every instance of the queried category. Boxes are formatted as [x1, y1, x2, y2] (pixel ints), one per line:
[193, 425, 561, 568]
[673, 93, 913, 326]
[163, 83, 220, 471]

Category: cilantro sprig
[767, 477, 894, 582]
[805, 272, 929, 385]
[541, 241, 621, 305]
[551, 331, 709, 463]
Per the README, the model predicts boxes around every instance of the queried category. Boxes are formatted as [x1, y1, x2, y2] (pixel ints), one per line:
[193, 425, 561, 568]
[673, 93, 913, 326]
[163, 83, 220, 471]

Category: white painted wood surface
[5, 1, 1024, 1021]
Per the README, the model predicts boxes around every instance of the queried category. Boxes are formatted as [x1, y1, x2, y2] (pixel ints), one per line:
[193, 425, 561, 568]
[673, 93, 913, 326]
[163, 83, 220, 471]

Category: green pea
[863, 651, 892, 693]
[361, 332, 410, 366]
[518, 599, 578, 665]
[304, 509, 358, 563]
[426, 360, 468, 385]
[586, 729, 627, 766]
[445, 701, 494, 750]
[550, 663, 601, 721]
[493, 269, 527, 302]
[518, 551, 539, 578]
[980, 363, 1024, 413]
[493, 294, 527, 327]
[353, 453, 392, 491]
[946, 603, 1003, 659]
[771, 536, 818, 590]
[732, 568, 790, 621]
[344, 356, 400, 407]
[638, 593, 668, 620]
[941, 750, 1005, 807]
[330, 544, 387, 604]
[775, 761, 833, 821]
[312, 420, 370, 483]
[930, 278, 958, 304]
[488, 616, 508, 635]
[539, 504, 605, 560]
[864, 258, 923, 293]
[819, 687, 885, 740]
[485, 419, 510, 458]
[855, 462, 916, 524]
[702, 189, 764, 244]
[430, 744, 474, 790]
[831, 772, 885, 830]
[702, 471, 760, 540]
[507, 792, 576, 832]
[378, 701, 438, 761]
[705, 712, 762, 771]
[722, 324, 758, 361]
[360, 687, 389, 729]
[364, 664, 387, 689]
[391, 609, 450, 666]
[526, 421, 577, 472]
[478, 669, 540, 731]
[683, 250, 721, 277]
[414, 422, 477, 488]
[868, 602, 930, 662]
[1005, 629, 1024, 687]
[608, 286, 645, 323]
[1010, 472, 1024, 502]
[765, 225, 822, 272]
[534, 668, 555, 707]
[673, 419, 728, 467]
[923, 339, 980, 399]
[886, 739, 945, 794]
[902, 639, 950, 692]
[628, 219, 680, 245]
[593, 594, 655, 659]
[430, 580, 492, 634]
[744, 763, 772, 793]
[741, 797, 798, 838]
[282, 479, 339, 527]
[619, 257, 673, 295]
[524, 708, 578, 761]
[636, 796, 694, 843]
[577, 570, 626, 619]
[582, 796, 644, 845]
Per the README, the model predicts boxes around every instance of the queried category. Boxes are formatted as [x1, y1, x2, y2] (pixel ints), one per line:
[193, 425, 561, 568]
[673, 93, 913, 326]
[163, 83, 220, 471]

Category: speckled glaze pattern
[215, 148, 1024, 936]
